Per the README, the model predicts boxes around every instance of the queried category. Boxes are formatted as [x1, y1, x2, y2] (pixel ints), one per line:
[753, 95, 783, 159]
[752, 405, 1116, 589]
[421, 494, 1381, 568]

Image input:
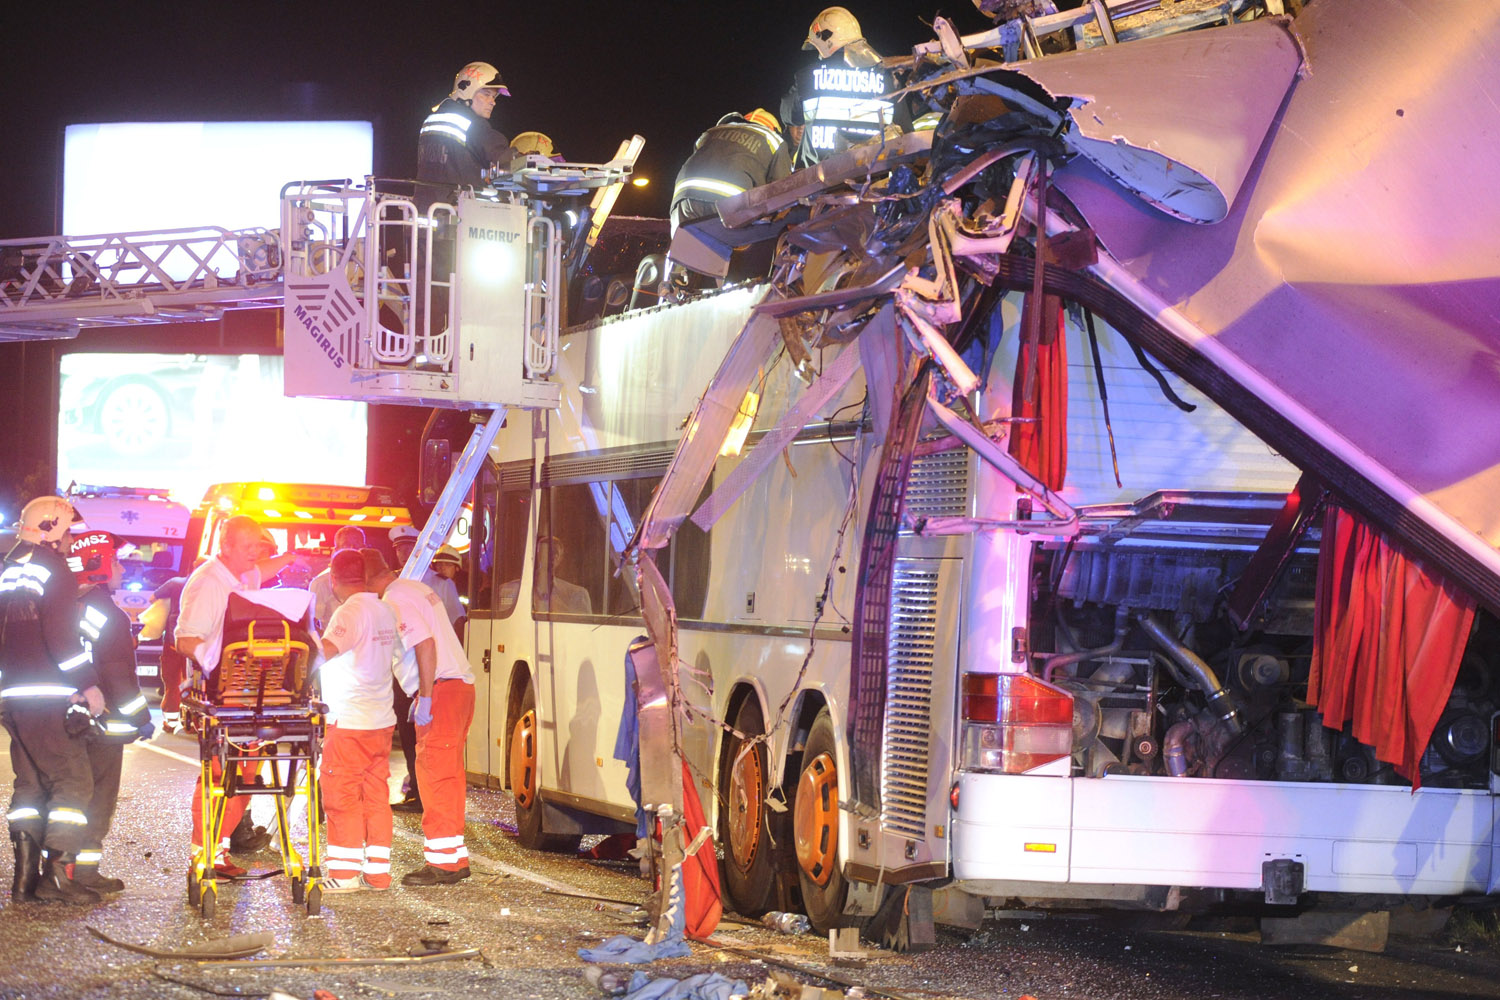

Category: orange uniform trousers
[322, 724, 395, 887]
[190, 755, 258, 852]
[415, 679, 475, 870]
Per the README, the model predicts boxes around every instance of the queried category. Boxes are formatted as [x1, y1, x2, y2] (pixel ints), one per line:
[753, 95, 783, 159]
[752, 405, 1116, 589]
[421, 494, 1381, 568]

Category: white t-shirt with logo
[320, 591, 402, 729]
[382, 577, 474, 686]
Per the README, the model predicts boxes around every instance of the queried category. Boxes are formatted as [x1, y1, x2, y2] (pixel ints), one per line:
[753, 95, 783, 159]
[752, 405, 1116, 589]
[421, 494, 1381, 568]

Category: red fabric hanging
[1308, 505, 1476, 788]
[678, 760, 722, 940]
[1008, 293, 1068, 491]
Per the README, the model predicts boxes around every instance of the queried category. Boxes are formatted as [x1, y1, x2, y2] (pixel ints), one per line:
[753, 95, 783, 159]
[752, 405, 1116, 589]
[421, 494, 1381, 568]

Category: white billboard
[62, 121, 373, 236]
[58, 352, 367, 505]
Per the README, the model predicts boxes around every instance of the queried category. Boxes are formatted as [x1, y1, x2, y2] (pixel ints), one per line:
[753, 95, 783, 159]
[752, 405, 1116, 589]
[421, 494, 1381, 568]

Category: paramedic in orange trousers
[316, 549, 411, 892]
[173, 515, 264, 877]
[362, 548, 475, 885]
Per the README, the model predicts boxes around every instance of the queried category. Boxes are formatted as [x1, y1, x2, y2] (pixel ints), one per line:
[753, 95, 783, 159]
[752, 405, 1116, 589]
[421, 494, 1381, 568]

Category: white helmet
[390, 524, 420, 545]
[17, 496, 79, 547]
[451, 61, 510, 101]
[804, 7, 863, 59]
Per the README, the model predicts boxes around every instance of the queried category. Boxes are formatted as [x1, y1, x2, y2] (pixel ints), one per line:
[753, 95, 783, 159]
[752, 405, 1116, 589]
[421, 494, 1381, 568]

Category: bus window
[492, 465, 533, 619]
[536, 483, 604, 615]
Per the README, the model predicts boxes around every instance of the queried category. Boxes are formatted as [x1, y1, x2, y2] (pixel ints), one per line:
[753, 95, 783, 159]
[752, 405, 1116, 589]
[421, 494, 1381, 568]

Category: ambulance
[67, 485, 192, 681]
[184, 482, 414, 583]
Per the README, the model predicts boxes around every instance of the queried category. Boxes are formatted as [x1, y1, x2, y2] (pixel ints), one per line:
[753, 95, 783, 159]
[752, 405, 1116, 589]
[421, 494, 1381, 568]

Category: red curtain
[1009, 293, 1068, 491]
[679, 760, 722, 940]
[1308, 505, 1476, 788]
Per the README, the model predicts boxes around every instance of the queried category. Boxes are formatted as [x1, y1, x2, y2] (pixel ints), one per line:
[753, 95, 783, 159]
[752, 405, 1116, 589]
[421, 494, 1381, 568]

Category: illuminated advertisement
[62, 120, 373, 236]
[58, 353, 366, 504]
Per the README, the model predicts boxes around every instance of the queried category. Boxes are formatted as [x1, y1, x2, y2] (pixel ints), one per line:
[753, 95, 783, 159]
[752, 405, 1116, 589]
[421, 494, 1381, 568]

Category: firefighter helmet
[511, 132, 556, 158]
[745, 108, 782, 134]
[68, 531, 120, 586]
[16, 496, 79, 547]
[451, 61, 510, 101]
[804, 7, 863, 59]
[432, 544, 463, 567]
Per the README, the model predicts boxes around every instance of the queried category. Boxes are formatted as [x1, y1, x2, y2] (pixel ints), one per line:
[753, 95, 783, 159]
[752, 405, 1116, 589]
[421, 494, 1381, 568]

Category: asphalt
[1, 722, 1498, 1000]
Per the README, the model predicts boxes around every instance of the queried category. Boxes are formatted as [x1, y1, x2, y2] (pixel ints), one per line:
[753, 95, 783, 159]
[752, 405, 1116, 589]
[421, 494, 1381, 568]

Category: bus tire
[795, 708, 856, 934]
[718, 696, 779, 916]
[509, 682, 582, 854]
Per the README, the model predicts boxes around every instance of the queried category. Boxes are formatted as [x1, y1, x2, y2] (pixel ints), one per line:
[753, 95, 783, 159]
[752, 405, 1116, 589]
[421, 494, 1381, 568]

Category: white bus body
[458, 286, 1497, 926]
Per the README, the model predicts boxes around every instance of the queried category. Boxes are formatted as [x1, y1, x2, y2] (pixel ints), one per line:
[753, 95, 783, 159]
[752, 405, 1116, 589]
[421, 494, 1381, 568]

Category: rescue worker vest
[417, 98, 513, 190]
[0, 543, 98, 704]
[783, 50, 904, 166]
[671, 119, 794, 227]
[78, 586, 149, 742]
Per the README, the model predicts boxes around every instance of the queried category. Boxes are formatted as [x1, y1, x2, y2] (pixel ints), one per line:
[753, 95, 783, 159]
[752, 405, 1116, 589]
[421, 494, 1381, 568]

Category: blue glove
[136, 722, 156, 742]
[412, 696, 433, 727]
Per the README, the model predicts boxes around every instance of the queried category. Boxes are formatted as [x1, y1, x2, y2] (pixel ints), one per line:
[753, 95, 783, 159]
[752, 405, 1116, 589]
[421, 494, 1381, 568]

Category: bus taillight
[959, 672, 1074, 774]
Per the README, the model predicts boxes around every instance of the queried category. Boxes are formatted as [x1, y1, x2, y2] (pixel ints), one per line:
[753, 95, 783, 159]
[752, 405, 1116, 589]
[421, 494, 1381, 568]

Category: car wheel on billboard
[96, 377, 172, 455]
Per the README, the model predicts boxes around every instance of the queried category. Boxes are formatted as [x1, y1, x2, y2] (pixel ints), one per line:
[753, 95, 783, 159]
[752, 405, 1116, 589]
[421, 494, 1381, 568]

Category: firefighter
[68, 530, 152, 895]
[670, 109, 793, 233]
[2, 496, 105, 905]
[781, 7, 909, 166]
[316, 549, 411, 892]
[363, 548, 475, 885]
[417, 60, 513, 189]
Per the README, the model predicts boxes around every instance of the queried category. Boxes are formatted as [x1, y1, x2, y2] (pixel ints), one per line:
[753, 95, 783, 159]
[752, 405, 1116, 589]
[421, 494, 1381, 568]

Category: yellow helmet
[511, 131, 556, 157]
[745, 108, 782, 134]
[451, 61, 510, 101]
[16, 496, 78, 547]
[804, 7, 863, 59]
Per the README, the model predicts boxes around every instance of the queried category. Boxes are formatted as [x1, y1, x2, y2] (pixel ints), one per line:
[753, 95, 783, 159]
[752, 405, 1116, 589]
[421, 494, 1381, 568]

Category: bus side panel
[954, 773, 1494, 895]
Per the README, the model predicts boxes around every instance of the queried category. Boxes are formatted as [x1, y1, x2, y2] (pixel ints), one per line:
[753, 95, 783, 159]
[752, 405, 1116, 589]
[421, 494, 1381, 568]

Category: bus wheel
[795, 709, 854, 933]
[509, 683, 581, 853]
[718, 697, 778, 916]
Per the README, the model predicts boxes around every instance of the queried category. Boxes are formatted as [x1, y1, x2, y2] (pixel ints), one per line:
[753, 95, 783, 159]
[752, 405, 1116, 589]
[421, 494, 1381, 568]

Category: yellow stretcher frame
[181, 619, 325, 919]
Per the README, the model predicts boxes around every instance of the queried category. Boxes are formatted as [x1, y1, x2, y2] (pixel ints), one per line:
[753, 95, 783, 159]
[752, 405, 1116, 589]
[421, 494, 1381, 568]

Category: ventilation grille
[903, 449, 970, 527]
[880, 559, 939, 840]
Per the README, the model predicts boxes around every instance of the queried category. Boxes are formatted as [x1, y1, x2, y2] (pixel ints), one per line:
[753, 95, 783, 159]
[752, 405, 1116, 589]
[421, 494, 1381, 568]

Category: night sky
[2, 1, 1003, 238]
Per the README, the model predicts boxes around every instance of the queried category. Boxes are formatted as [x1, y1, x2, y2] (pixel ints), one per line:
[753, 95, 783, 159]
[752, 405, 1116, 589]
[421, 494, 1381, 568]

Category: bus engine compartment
[1028, 490, 1499, 791]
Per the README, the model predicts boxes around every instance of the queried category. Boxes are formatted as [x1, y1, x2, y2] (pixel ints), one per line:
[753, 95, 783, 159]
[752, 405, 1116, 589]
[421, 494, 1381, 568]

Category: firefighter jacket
[0, 542, 98, 706]
[78, 585, 149, 743]
[417, 98, 513, 189]
[781, 46, 910, 166]
[671, 117, 793, 226]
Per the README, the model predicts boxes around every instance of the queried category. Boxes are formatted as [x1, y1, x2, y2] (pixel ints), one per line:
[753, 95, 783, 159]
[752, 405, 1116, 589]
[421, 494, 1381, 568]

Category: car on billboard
[58, 354, 231, 457]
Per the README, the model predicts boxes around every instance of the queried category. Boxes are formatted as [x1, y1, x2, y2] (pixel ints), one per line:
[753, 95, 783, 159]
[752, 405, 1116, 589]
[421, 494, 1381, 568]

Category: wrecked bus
[457, 0, 1499, 938]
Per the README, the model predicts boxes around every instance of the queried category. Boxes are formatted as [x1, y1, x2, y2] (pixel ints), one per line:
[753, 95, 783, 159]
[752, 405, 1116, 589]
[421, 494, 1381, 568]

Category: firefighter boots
[9, 833, 40, 903]
[70, 864, 125, 894]
[34, 853, 102, 905]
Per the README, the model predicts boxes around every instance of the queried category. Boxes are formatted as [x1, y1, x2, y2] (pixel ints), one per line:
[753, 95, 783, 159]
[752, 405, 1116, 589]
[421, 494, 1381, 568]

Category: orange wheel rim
[510, 708, 537, 808]
[794, 750, 837, 886]
[727, 739, 765, 871]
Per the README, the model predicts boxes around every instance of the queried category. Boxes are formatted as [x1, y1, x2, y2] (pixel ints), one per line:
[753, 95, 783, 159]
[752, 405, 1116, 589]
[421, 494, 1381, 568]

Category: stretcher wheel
[201, 882, 217, 919]
[306, 883, 322, 916]
[292, 876, 305, 905]
[187, 868, 201, 906]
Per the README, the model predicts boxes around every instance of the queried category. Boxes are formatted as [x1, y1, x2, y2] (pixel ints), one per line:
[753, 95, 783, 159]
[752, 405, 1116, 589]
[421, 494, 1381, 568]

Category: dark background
[0, 0, 1002, 234]
[0, 0, 1003, 517]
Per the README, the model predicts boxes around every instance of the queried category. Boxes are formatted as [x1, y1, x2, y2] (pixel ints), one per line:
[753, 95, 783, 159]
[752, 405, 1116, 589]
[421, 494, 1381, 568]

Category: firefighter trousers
[80, 733, 124, 860]
[2, 703, 93, 856]
[415, 679, 474, 870]
[322, 724, 395, 887]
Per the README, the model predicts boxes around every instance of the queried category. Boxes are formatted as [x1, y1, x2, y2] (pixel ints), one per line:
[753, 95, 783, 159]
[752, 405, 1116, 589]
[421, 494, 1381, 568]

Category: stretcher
[181, 592, 325, 918]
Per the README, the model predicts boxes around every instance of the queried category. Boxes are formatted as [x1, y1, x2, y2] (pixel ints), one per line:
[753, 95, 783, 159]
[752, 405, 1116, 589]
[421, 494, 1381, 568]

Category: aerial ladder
[1, 140, 645, 583]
